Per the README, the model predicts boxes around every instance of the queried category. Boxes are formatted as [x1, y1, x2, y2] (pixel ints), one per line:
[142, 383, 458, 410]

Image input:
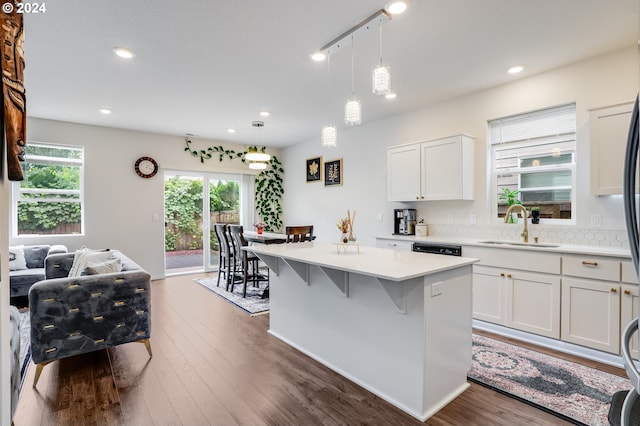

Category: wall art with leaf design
[306, 156, 322, 182]
[324, 158, 343, 187]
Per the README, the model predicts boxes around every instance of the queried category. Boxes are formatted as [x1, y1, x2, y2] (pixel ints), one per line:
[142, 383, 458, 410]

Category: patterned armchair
[29, 250, 152, 387]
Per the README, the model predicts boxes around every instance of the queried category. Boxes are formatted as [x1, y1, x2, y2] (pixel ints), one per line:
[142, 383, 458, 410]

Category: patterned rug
[194, 277, 269, 316]
[469, 334, 633, 425]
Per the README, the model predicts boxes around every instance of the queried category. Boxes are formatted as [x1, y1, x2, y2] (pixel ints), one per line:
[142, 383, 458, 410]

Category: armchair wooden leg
[33, 360, 53, 388]
[139, 339, 152, 357]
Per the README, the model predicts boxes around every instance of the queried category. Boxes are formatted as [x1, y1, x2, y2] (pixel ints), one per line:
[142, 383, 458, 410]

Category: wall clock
[134, 156, 159, 178]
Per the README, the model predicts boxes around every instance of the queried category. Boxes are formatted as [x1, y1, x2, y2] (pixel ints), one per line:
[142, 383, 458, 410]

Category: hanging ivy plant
[184, 137, 284, 232]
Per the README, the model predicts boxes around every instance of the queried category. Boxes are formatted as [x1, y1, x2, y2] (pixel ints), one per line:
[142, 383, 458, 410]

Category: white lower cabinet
[561, 254, 623, 354]
[621, 283, 639, 360]
[561, 278, 620, 354]
[622, 260, 639, 359]
[472, 265, 506, 325]
[374, 238, 413, 251]
[472, 265, 560, 338]
[465, 246, 561, 339]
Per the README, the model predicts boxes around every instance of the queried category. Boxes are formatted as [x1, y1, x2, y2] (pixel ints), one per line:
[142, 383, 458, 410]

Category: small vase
[348, 231, 356, 242]
[257, 227, 263, 235]
[341, 232, 348, 243]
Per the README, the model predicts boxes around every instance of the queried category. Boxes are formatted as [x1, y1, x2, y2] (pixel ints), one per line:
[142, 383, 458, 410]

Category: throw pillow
[24, 245, 50, 269]
[82, 258, 123, 275]
[68, 247, 112, 277]
[8, 246, 27, 271]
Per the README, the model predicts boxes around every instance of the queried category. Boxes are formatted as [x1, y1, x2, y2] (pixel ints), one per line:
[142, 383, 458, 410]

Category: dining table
[243, 230, 287, 245]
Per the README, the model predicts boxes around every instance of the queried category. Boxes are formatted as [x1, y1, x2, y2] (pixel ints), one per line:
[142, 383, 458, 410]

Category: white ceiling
[24, 0, 639, 147]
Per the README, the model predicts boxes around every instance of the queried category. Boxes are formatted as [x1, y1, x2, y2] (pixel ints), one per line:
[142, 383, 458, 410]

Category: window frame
[11, 141, 85, 237]
[488, 104, 577, 225]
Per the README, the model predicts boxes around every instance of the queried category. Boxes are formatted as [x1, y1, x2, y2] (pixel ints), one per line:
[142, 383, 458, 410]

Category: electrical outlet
[377, 212, 383, 222]
[447, 215, 454, 224]
[470, 214, 477, 225]
[591, 214, 602, 227]
[431, 282, 443, 297]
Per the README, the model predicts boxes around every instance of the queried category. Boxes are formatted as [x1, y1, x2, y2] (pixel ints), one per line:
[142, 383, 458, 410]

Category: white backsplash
[427, 224, 629, 248]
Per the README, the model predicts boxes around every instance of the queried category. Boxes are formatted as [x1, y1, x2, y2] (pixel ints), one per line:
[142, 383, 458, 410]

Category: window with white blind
[490, 103, 576, 222]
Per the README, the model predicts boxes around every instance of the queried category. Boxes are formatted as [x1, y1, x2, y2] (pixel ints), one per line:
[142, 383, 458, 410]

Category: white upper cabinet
[387, 134, 475, 201]
[387, 143, 422, 202]
[589, 101, 634, 195]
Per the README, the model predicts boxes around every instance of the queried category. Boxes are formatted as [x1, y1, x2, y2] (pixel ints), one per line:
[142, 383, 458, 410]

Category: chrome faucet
[504, 204, 529, 243]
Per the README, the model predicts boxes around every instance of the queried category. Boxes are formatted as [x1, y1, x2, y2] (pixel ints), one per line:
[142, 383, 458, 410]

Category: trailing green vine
[184, 137, 284, 232]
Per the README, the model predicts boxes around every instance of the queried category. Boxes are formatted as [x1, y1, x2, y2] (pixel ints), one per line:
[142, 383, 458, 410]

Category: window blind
[490, 103, 576, 145]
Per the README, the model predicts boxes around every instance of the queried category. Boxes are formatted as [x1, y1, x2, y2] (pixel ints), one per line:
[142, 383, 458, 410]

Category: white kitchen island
[245, 242, 478, 422]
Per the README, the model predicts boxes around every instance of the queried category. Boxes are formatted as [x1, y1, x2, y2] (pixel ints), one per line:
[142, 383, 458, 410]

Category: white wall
[12, 119, 281, 279]
[282, 46, 639, 246]
[1, 139, 11, 426]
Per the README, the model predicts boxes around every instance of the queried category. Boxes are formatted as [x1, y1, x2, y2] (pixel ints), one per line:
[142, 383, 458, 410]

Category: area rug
[194, 277, 269, 316]
[469, 334, 633, 425]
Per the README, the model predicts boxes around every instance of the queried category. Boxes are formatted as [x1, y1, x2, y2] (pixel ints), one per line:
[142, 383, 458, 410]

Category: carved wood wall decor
[1, 2, 26, 181]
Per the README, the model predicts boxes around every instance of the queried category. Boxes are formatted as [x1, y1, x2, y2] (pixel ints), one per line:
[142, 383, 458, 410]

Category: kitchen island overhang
[245, 242, 478, 421]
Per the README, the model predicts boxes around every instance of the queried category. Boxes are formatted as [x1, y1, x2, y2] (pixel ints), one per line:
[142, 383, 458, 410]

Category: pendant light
[344, 33, 362, 126]
[322, 52, 337, 147]
[372, 18, 391, 95]
[246, 121, 270, 169]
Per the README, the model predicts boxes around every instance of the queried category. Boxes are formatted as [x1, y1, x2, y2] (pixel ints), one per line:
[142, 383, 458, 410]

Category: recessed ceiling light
[385, 93, 397, 100]
[385, 1, 408, 15]
[227, 128, 237, 134]
[311, 51, 326, 61]
[508, 65, 524, 74]
[99, 108, 112, 115]
[113, 47, 135, 59]
[259, 111, 271, 117]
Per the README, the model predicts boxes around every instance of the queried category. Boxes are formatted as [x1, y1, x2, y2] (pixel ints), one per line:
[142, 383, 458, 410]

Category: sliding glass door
[164, 171, 251, 275]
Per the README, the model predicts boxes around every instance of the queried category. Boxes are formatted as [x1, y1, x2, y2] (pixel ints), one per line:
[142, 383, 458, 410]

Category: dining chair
[285, 225, 314, 243]
[228, 225, 269, 297]
[214, 223, 237, 291]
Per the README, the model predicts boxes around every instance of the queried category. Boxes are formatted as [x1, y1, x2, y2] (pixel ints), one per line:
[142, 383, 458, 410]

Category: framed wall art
[306, 156, 322, 182]
[324, 158, 343, 187]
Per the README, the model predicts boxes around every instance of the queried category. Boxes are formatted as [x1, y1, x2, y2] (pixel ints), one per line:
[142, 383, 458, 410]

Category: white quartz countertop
[376, 234, 632, 258]
[245, 242, 478, 282]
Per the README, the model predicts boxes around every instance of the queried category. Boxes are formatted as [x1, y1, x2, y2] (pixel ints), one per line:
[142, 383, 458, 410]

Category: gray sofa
[9, 305, 21, 422]
[29, 250, 152, 387]
[10, 245, 67, 297]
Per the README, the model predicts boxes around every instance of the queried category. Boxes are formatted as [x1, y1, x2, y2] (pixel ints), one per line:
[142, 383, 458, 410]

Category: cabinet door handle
[611, 288, 618, 293]
[625, 289, 632, 295]
[416, 196, 420, 200]
[582, 261, 599, 267]
[507, 274, 512, 278]
[500, 273, 505, 277]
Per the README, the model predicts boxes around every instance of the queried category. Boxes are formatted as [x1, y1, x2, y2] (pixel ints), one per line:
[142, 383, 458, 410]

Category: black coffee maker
[394, 208, 417, 235]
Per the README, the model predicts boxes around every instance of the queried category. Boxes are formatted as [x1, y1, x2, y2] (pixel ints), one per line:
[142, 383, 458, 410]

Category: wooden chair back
[285, 225, 314, 243]
[228, 225, 248, 257]
[214, 223, 232, 256]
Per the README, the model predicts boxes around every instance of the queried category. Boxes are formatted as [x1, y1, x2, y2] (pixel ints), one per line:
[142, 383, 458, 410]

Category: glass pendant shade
[322, 125, 337, 147]
[344, 98, 362, 125]
[372, 65, 391, 95]
[248, 161, 268, 170]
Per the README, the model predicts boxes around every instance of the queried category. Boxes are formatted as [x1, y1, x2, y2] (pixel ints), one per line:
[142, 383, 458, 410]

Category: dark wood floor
[14, 273, 627, 426]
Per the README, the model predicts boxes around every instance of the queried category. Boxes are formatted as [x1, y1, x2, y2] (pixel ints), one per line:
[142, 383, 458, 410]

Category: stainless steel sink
[478, 240, 560, 248]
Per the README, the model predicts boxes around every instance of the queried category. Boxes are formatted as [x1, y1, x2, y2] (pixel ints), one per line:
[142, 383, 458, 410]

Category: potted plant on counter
[499, 188, 522, 223]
